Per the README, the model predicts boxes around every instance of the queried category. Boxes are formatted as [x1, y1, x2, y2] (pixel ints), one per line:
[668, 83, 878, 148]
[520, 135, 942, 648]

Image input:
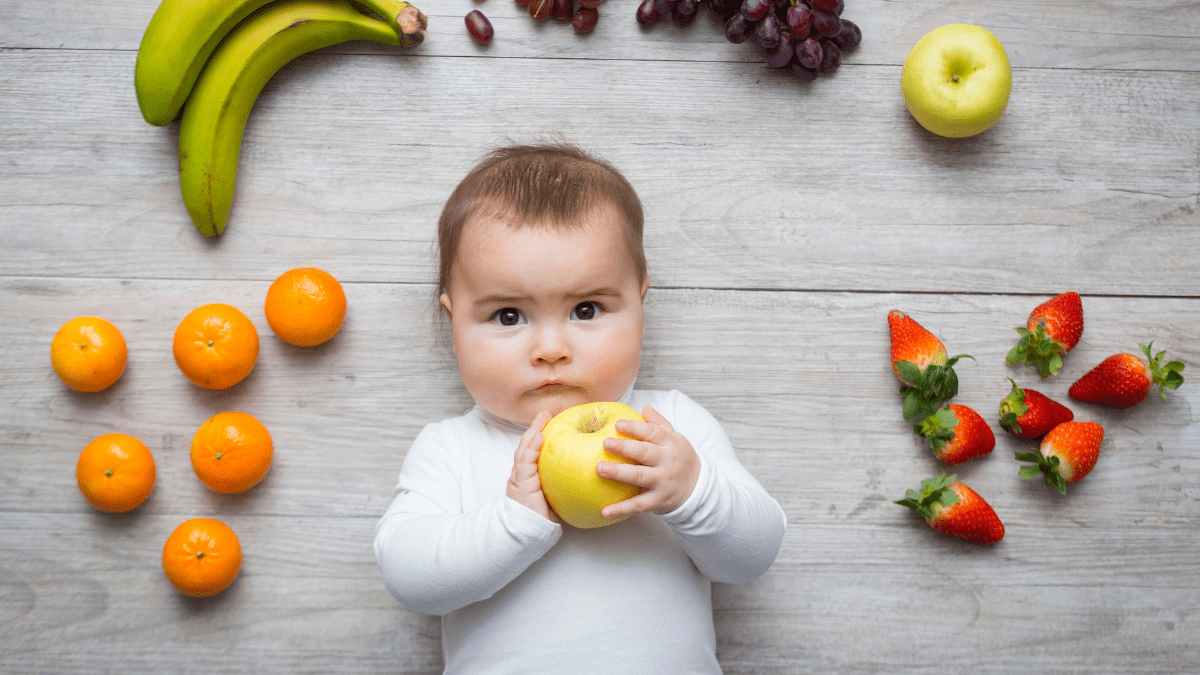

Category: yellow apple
[901, 24, 1012, 138]
[537, 401, 645, 529]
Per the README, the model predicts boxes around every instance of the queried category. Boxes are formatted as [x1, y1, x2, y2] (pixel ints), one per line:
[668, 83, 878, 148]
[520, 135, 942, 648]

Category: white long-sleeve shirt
[374, 388, 787, 674]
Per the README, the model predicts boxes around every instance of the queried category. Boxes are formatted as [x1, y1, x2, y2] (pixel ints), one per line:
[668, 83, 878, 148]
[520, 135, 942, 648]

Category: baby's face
[440, 204, 648, 427]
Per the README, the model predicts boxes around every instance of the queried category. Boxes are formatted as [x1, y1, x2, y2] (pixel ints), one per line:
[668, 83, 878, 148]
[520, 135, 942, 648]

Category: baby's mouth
[532, 381, 579, 394]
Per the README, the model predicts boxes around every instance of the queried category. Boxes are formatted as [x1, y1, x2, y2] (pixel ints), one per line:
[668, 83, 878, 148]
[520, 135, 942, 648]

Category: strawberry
[1015, 421, 1104, 494]
[895, 473, 1004, 545]
[887, 310, 973, 422]
[1006, 292, 1084, 378]
[998, 377, 1074, 439]
[913, 404, 995, 464]
[1068, 342, 1185, 408]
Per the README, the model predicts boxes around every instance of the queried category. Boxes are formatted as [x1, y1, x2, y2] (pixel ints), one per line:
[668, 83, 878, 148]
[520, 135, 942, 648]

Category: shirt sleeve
[373, 421, 562, 616]
[656, 390, 788, 584]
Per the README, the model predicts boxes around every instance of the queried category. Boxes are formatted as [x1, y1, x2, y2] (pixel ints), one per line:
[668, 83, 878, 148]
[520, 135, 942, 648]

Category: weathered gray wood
[3, 0, 1200, 672]
[2, 48, 1198, 294]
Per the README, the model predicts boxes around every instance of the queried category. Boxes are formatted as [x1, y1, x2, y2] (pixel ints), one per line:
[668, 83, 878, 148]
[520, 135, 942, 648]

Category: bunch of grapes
[637, 0, 861, 81]
[466, 0, 606, 43]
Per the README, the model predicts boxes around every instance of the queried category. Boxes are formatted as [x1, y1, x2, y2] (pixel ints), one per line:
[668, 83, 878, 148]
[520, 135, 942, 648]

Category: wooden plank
[2, 0, 1199, 72]
[3, 50, 1198, 295]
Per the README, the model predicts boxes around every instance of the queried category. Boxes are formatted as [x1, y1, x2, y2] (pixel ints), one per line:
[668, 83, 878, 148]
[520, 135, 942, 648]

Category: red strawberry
[1068, 342, 1185, 408]
[1006, 292, 1084, 378]
[998, 378, 1074, 439]
[1016, 421, 1104, 494]
[895, 473, 1004, 545]
[887, 310, 973, 422]
[914, 404, 995, 464]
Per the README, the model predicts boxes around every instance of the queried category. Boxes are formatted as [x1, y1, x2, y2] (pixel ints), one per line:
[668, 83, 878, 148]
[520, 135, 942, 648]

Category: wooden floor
[3, 0, 1199, 672]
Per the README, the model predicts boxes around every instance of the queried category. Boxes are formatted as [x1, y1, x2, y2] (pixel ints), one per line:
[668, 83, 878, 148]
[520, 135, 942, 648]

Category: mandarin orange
[264, 267, 347, 347]
[191, 411, 273, 494]
[51, 316, 127, 392]
[173, 303, 259, 389]
[76, 433, 155, 512]
[162, 518, 242, 598]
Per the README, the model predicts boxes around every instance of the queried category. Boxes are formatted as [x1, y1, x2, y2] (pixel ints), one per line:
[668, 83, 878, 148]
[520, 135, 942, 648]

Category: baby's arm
[600, 391, 786, 583]
[374, 422, 561, 616]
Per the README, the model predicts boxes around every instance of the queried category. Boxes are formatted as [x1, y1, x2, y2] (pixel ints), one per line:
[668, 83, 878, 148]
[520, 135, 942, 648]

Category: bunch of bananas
[135, 0, 428, 236]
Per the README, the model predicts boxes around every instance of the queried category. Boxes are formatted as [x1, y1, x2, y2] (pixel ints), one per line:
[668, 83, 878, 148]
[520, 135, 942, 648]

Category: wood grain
[3, 0, 1199, 672]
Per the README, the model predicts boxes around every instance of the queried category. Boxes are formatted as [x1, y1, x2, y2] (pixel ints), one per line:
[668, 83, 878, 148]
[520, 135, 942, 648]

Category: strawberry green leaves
[894, 472, 958, 520]
[1006, 321, 1066, 378]
[895, 353, 973, 422]
[1141, 342, 1186, 400]
[1016, 449, 1067, 494]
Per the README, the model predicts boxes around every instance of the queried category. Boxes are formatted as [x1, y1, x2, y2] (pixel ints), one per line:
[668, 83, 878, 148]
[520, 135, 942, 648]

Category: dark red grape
[763, 35, 794, 68]
[791, 61, 818, 81]
[818, 39, 841, 72]
[755, 14, 783, 50]
[706, 0, 739, 20]
[653, 0, 678, 15]
[672, 8, 697, 25]
[740, 0, 770, 21]
[529, 0, 553, 20]
[811, 8, 841, 37]
[831, 18, 860, 50]
[833, 0, 843, 15]
[578, 0, 603, 7]
[672, 0, 699, 25]
[724, 13, 753, 43]
[785, 4, 810, 39]
[796, 36, 822, 69]
[573, 6, 599, 31]
[637, 0, 662, 24]
[809, 0, 838, 10]
[552, 0, 573, 20]
[464, 10, 494, 43]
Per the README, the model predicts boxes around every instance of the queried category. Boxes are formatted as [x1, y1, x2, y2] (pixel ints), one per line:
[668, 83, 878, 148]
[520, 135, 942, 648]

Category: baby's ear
[439, 293, 453, 319]
[639, 276, 649, 301]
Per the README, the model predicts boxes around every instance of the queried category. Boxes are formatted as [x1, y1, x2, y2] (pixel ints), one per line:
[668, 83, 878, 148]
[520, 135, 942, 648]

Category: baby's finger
[603, 436, 658, 466]
[600, 492, 657, 520]
[640, 403, 674, 433]
[596, 458, 655, 488]
[613, 418, 667, 444]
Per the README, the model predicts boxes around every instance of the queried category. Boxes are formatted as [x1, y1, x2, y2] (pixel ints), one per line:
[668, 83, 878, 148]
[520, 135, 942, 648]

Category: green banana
[177, 0, 424, 236]
[135, 0, 427, 126]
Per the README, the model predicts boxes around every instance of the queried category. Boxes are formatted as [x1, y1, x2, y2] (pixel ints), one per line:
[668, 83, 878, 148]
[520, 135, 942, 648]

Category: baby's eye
[571, 301, 604, 321]
[492, 308, 525, 326]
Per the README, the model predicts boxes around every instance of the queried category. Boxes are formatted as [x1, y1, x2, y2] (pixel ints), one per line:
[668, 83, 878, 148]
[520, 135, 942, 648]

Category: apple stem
[951, 73, 960, 82]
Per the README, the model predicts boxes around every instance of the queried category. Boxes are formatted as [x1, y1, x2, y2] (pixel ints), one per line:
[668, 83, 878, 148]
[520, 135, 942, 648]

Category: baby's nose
[531, 323, 571, 364]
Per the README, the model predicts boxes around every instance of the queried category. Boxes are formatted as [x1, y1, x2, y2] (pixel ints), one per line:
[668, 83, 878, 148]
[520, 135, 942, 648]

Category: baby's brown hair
[437, 142, 646, 297]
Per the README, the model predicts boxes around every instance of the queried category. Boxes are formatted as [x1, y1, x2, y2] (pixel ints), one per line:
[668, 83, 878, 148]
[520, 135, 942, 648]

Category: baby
[374, 142, 787, 674]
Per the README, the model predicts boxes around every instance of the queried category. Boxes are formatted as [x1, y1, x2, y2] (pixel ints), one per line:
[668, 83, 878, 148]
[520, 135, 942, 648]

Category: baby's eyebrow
[566, 287, 623, 300]
[474, 294, 529, 307]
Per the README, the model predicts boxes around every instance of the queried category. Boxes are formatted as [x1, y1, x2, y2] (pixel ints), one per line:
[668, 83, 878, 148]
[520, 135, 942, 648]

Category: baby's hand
[507, 411, 560, 524]
[596, 404, 701, 520]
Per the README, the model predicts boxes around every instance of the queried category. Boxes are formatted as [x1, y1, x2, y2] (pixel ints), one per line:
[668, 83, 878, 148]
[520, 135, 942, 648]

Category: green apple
[901, 24, 1012, 138]
[537, 401, 644, 529]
